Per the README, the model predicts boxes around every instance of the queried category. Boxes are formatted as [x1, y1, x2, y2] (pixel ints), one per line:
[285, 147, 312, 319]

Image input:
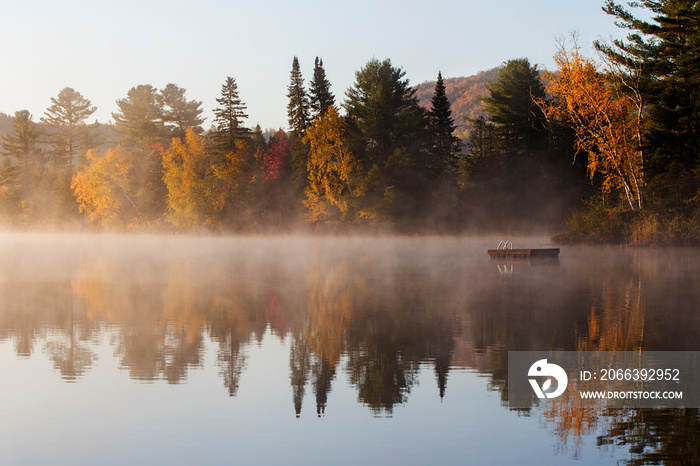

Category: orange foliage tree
[302, 107, 363, 225]
[71, 146, 142, 229]
[541, 41, 644, 210]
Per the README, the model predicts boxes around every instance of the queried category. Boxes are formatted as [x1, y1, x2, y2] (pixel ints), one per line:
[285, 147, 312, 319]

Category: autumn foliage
[540, 41, 644, 211]
[303, 107, 363, 225]
[72, 146, 141, 228]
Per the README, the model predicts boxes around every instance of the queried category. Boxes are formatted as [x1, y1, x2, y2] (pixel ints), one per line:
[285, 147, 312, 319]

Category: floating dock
[487, 248, 560, 260]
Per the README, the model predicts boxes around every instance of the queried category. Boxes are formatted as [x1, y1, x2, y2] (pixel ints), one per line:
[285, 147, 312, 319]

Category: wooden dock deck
[487, 248, 560, 260]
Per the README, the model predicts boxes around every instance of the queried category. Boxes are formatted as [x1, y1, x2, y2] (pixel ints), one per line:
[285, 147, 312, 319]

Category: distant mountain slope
[415, 67, 498, 140]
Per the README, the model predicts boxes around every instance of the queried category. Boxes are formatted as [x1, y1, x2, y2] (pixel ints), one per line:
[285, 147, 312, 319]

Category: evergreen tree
[159, 83, 204, 140]
[344, 58, 428, 168]
[482, 58, 547, 154]
[460, 58, 573, 228]
[213, 76, 249, 152]
[287, 57, 311, 135]
[42, 87, 97, 166]
[428, 71, 461, 175]
[112, 84, 167, 221]
[309, 57, 335, 118]
[344, 58, 430, 225]
[597, 1, 700, 209]
[250, 124, 267, 155]
[112, 84, 165, 152]
[0, 110, 46, 221]
[1, 110, 43, 169]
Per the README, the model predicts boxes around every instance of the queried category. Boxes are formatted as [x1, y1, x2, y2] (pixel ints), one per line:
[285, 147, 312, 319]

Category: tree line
[2, 0, 699, 240]
[0, 56, 466, 232]
[0, 54, 580, 233]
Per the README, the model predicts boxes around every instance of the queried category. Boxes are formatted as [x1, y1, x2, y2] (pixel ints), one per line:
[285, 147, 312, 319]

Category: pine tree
[597, 1, 700, 208]
[309, 57, 335, 118]
[1, 110, 46, 221]
[159, 83, 204, 140]
[112, 84, 165, 152]
[482, 58, 547, 154]
[42, 87, 96, 165]
[213, 76, 249, 152]
[112, 84, 167, 220]
[287, 57, 310, 135]
[428, 72, 460, 175]
[1, 110, 43, 168]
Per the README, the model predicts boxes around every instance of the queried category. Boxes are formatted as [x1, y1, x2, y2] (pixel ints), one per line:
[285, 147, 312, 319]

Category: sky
[1, 0, 640, 131]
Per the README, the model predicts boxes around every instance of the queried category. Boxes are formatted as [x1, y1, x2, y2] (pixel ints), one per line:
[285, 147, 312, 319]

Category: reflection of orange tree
[299, 257, 355, 416]
[304, 258, 352, 367]
[0, 256, 97, 379]
[541, 386, 608, 458]
[576, 277, 644, 352]
[543, 274, 644, 456]
[72, 254, 204, 383]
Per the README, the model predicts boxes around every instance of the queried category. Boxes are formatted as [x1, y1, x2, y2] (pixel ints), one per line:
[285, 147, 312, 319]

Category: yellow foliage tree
[71, 146, 142, 229]
[302, 107, 363, 225]
[541, 41, 644, 210]
[161, 128, 222, 229]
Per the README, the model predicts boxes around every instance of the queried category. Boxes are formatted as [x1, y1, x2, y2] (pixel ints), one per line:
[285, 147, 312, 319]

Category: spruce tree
[213, 76, 249, 153]
[287, 57, 310, 135]
[428, 72, 460, 175]
[309, 57, 335, 118]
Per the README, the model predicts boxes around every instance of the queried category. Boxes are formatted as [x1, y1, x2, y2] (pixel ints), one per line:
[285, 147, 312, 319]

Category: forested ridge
[2, 0, 700, 243]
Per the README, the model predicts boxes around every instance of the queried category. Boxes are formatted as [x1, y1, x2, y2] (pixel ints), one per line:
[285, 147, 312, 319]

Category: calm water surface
[1, 234, 699, 465]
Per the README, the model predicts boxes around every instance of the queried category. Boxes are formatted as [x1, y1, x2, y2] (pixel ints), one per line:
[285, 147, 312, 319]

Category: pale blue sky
[1, 0, 637, 130]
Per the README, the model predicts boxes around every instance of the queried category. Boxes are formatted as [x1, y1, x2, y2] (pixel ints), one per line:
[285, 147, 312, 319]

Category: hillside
[415, 67, 498, 140]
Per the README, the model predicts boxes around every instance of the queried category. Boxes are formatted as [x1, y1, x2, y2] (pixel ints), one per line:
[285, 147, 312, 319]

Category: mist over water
[1, 233, 699, 465]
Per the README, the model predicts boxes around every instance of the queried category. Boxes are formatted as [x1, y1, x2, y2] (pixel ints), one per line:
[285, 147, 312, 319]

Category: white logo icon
[528, 359, 568, 399]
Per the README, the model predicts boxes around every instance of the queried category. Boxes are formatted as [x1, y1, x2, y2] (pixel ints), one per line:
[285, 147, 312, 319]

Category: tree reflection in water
[1, 237, 700, 463]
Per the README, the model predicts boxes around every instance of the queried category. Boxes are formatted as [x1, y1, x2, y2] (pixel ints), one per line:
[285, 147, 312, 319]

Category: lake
[0, 233, 699, 465]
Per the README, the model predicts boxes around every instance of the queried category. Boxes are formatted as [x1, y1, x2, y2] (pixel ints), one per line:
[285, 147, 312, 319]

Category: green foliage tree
[460, 57, 585, 229]
[159, 83, 204, 140]
[309, 57, 335, 118]
[42, 87, 97, 165]
[482, 58, 547, 153]
[213, 77, 249, 153]
[597, 0, 700, 210]
[112, 84, 167, 221]
[287, 57, 311, 136]
[0, 110, 46, 222]
[344, 58, 430, 225]
[112, 84, 165, 151]
[428, 71, 461, 176]
[1, 110, 44, 169]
